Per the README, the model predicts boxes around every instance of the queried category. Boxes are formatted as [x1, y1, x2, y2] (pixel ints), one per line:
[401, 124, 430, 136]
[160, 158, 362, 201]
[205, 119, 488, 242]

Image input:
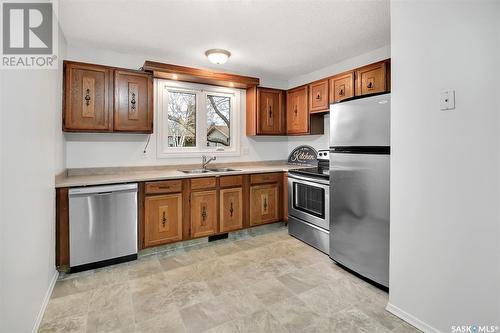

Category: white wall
[287, 45, 390, 89]
[0, 29, 67, 333]
[389, 1, 500, 332]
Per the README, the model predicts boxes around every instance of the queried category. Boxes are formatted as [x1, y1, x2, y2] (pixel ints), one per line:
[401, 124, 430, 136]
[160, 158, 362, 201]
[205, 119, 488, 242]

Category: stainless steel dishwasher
[69, 183, 138, 272]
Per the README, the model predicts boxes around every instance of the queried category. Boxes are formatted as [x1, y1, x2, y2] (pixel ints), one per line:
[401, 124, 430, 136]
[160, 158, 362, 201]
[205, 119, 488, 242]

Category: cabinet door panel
[220, 188, 243, 232]
[145, 194, 182, 247]
[287, 86, 309, 134]
[258, 89, 283, 134]
[114, 70, 153, 132]
[283, 173, 288, 222]
[191, 190, 217, 238]
[64, 63, 111, 131]
[309, 80, 329, 113]
[355, 61, 387, 96]
[250, 184, 279, 226]
[329, 72, 354, 103]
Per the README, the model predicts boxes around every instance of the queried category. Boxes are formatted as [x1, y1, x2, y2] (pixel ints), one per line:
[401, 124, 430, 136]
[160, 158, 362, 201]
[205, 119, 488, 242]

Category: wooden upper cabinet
[63, 62, 112, 132]
[250, 184, 279, 226]
[309, 79, 329, 113]
[246, 87, 285, 135]
[144, 194, 183, 247]
[220, 187, 243, 232]
[329, 71, 355, 103]
[191, 190, 217, 238]
[114, 70, 153, 133]
[63, 60, 154, 133]
[355, 60, 388, 96]
[286, 86, 309, 135]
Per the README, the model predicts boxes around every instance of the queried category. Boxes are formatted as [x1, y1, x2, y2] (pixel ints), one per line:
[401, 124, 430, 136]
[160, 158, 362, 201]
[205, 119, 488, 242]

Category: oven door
[288, 173, 329, 230]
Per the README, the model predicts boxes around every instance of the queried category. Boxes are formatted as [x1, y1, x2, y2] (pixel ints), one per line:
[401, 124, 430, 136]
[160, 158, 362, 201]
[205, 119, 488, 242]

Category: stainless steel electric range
[288, 149, 330, 253]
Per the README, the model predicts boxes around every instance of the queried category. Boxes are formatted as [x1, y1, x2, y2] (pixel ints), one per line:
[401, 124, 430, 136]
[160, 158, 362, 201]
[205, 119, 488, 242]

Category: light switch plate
[440, 90, 455, 110]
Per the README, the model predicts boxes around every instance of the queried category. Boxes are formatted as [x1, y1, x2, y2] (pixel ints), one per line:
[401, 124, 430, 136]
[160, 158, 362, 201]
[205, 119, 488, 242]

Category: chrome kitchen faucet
[201, 155, 216, 169]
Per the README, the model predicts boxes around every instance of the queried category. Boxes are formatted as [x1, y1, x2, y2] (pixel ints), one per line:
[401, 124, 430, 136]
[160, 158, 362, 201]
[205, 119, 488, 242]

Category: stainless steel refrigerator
[329, 93, 390, 288]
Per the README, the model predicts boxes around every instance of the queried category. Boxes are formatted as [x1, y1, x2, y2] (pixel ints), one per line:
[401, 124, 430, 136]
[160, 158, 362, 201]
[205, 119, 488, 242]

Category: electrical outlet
[440, 90, 455, 110]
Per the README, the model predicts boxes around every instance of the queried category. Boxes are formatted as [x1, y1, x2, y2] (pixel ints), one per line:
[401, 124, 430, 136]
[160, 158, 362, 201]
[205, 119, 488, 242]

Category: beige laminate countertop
[55, 161, 303, 188]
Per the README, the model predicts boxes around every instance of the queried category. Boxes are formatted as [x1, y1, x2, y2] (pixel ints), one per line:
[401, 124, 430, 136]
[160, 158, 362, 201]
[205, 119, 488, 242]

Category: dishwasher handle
[69, 183, 138, 196]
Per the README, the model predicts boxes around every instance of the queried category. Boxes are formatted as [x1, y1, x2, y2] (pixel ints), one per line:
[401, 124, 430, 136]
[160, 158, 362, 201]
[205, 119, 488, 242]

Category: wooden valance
[142, 61, 260, 89]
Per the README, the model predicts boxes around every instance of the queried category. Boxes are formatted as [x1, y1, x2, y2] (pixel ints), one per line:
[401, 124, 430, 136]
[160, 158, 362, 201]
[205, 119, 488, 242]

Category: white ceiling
[59, 0, 390, 83]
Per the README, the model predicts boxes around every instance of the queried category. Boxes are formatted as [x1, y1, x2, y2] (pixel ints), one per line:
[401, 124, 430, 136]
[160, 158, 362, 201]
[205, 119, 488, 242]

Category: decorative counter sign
[288, 146, 318, 166]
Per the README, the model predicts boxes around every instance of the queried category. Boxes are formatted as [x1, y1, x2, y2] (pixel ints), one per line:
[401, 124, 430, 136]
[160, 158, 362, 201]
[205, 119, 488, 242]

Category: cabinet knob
[339, 88, 344, 96]
[367, 82, 373, 89]
[229, 201, 234, 217]
[316, 93, 321, 100]
[268, 105, 272, 118]
[263, 198, 268, 210]
[130, 92, 137, 111]
[294, 106, 298, 116]
[84, 89, 91, 106]
[201, 206, 207, 222]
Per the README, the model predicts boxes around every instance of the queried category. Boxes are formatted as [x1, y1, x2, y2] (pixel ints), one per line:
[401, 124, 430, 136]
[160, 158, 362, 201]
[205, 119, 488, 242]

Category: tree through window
[167, 91, 196, 147]
[206, 95, 230, 147]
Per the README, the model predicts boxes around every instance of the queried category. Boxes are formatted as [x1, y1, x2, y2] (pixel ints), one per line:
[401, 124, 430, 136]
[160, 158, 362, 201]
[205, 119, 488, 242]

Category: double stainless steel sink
[179, 167, 240, 174]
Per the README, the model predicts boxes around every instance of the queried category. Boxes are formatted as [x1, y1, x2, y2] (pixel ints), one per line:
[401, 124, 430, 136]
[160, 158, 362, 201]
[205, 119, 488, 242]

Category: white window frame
[156, 79, 241, 158]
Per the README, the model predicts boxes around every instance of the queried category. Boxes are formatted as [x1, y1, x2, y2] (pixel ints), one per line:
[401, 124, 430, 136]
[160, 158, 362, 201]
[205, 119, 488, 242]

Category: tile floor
[39, 223, 419, 333]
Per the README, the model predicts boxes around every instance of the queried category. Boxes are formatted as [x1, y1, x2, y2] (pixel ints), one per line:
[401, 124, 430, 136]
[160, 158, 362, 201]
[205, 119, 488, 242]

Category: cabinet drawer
[219, 175, 243, 188]
[145, 180, 182, 194]
[251, 173, 282, 184]
[191, 177, 216, 190]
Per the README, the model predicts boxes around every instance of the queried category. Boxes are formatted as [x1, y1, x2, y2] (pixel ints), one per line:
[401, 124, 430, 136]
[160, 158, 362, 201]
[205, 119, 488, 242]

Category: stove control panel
[317, 149, 330, 161]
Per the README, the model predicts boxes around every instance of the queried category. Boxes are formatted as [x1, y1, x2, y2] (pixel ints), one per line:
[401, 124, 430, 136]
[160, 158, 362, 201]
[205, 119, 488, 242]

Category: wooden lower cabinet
[191, 190, 217, 238]
[144, 194, 183, 247]
[250, 184, 279, 226]
[220, 187, 243, 232]
[283, 173, 289, 223]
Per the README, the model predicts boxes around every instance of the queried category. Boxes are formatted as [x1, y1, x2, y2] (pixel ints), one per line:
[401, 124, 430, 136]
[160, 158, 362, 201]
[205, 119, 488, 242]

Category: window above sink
[157, 80, 241, 158]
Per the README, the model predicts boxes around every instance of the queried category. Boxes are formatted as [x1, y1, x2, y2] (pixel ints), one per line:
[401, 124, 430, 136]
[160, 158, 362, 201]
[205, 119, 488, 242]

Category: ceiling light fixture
[205, 49, 231, 64]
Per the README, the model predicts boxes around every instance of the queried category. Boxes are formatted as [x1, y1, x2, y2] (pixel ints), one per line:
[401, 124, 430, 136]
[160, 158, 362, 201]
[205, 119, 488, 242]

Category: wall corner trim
[32, 270, 59, 333]
[386, 302, 442, 333]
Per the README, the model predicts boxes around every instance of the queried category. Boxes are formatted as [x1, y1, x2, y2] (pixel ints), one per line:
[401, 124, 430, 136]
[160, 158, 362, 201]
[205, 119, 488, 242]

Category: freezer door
[329, 152, 389, 287]
[329, 93, 390, 147]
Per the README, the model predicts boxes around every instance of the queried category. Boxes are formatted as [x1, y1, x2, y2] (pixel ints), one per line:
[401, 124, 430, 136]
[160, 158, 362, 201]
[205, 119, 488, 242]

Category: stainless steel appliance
[329, 93, 390, 288]
[69, 183, 138, 272]
[288, 150, 330, 253]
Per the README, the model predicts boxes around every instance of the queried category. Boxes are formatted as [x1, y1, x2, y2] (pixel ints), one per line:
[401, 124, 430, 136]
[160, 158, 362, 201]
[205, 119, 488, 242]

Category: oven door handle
[287, 173, 330, 186]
